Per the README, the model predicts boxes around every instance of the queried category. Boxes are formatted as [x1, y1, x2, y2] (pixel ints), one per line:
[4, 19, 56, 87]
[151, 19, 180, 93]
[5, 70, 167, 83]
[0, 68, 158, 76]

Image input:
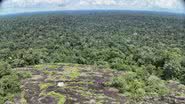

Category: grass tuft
[47, 91, 66, 104]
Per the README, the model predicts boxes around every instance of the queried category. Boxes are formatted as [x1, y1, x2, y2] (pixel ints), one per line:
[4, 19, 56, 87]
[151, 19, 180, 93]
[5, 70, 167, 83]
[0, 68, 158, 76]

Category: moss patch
[47, 91, 66, 104]
[39, 83, 55, 91]
[34, 64, 59, 70]
[20, 91, 27, 104]
[60, 66, 80, 80]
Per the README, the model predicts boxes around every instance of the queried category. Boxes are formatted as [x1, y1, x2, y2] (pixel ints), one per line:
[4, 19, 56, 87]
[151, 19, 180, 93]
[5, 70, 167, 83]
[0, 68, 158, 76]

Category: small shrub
[16, 71, 32, 79]
[0, 62, 21, 103]
[111, 63, 132, 71]
[181, 57, 185, 67]
[0, 62, 11, 78]
[111, 70, 169, 100]
[145, 75, 169, 96]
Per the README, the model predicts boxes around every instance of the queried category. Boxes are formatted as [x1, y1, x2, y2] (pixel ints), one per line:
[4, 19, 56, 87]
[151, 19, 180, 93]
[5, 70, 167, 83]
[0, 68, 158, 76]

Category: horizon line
[0, 9, 185, 16]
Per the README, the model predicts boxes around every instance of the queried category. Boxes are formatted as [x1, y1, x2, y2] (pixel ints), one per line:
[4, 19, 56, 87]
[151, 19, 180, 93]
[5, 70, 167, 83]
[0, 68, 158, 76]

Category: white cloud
[66, 0, 184, 11]
[2, 0, 65, 8]
[0, 0, 184, 14]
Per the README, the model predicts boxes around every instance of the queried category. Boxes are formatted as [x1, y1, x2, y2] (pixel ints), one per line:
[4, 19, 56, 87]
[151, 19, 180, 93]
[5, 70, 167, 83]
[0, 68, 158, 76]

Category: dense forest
[0, 11, 185, 103]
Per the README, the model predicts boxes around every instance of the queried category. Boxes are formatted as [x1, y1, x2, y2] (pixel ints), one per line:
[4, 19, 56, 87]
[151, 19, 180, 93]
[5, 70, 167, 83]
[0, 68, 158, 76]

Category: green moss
[43, 70, 51, 75]
[45, 73, 64, 82]
[65, 86, 85, 91]
[34, 64, 44, 70]
[96, 101, 103, 104]
[64, 85, 93, 97]
[47, 91, 66, 104]
[43, 70, 57, 76]
[70, 70, 80, 80]
[20, 91, 27, 104]
[39, 83, 54, 90]
[39, 90, 47, 97]
[60, 66, 80, 80]
[57, 63, 80, 67]
[68, 81, 93, 85]
[47, 65, 59, 69]
[76, 90, 93, 97]
[34, 64, 59, 70]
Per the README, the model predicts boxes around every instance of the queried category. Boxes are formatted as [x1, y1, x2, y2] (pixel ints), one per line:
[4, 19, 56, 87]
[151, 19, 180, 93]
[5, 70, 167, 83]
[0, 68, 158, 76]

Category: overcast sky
[0, 0, 185, 15]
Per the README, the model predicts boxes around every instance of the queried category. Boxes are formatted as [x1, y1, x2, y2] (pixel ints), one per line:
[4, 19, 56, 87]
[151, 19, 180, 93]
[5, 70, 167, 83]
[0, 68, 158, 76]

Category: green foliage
[9, 48, 48, 67]
[181, 57, 185, 67]
[0, 12, 184, 80]
[180, 69, 185, 84]
[0, 62, 11, 78]
[111, 63, 131, 71]
[0, 11, 185, 102]
[0, 62, 21, 103]
[145, 76, 169, 96]
[111, 70, 169, 100]
[159, 49, 184, 82]
[16, 71, 32, 79]
[0, 74, 20, 95]
[0, 62, 32, 103]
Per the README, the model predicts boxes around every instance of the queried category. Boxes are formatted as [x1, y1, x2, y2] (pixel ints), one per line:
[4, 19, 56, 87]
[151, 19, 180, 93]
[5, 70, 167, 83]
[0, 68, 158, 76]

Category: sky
[0, 0, 185, 15]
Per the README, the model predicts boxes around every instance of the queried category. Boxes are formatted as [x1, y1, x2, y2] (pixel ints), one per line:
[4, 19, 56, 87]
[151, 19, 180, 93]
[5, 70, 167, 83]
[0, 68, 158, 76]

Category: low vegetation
[39, 83, 55, 91]
[61, 66, 80, 80]
[0, 62, 31, 103]
[111, 71, 169, 100]
[34, 64, 59, 70]
[47, 91, 66, 104]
